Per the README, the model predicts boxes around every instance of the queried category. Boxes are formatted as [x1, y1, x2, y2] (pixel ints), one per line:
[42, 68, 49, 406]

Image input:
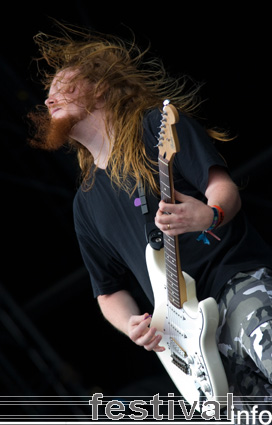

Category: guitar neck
[159, 155, 187, 307]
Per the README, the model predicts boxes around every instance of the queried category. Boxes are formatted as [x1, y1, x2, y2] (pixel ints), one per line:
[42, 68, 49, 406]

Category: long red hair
[32, 22, 230, 195]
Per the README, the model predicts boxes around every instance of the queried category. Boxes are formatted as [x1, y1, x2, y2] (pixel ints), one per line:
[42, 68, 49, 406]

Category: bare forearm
[97, 290, 164, 352]
[206, 183, 241, 226]
[205, 166, 241, 226]
[155, 166, 241, 236]
[97, 290, 141, 336]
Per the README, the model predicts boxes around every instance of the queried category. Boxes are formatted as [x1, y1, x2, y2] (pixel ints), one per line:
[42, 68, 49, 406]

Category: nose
[44, 96, 55, 107]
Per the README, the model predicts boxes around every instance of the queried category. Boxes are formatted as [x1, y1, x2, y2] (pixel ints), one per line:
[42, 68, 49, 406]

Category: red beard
[27, 110, 81, 151]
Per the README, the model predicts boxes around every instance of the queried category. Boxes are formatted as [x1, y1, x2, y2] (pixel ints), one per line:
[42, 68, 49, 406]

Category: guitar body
[146, 243, 228, 411]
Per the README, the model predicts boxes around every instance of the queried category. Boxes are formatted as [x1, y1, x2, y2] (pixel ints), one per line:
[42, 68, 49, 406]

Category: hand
[128, 313, 165, 352]
[155, 190, 214, 236]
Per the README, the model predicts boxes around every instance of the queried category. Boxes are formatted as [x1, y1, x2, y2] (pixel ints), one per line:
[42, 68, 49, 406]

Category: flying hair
[32, 21, 231, 195]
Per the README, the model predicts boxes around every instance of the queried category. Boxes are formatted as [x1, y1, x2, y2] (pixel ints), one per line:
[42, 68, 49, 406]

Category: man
[28, 23, 272, 410]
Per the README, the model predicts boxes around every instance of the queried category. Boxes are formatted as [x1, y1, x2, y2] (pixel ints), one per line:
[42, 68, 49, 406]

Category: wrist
[207, 205, 225, 230]
[197, 205, 225, 245]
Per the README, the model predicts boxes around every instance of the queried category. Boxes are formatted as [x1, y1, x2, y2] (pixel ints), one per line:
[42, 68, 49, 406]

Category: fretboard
[159, 155, 187, 308]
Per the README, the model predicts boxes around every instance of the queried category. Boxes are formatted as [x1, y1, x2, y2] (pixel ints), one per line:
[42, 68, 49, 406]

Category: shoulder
[73, 183, 97, 224]
[73, 186, 88, 226]
[143, 108, 213, 152]
[73, 184, 87, 207]
[142, 108, 214, 162]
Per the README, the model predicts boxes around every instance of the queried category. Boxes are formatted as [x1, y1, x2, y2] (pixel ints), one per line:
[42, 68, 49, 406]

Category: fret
[166, 260, 177, 269]
[164, 242, 176, 255]
[166, 269, 179, 287]
[167, 284, 179, 294]
[166, 263, 178, 275]
[165, 254, 177, 266]
[168, 294, 180, 308]
[165, 258, 176, 267]
[167, 284, 179, 296]
[161, 192, 171, 201]
[159, 168, 170, 178]
[166, 264, 178, 277]
[165, 235, 175, 245]
[159, 156, 168, 166]
[161, 184, 171, 197]
[160, 171, 170, 180]
[165, 251, 177, 263]
[167, 276, 178, 288]
[169, 295, 180, 306]
[165, 236, 175, 248]
[167, 278, 179, 288]
[166, 263, 178, 274]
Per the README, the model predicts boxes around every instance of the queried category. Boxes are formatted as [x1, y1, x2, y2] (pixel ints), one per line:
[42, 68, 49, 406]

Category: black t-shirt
[73, 109, 272, 304]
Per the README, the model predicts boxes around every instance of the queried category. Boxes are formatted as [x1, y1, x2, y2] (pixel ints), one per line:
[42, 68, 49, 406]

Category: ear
[93, 81, 108, 104]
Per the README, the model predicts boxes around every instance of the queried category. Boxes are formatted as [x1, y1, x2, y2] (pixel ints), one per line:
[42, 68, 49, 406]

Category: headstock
[157, 100, 180, 161]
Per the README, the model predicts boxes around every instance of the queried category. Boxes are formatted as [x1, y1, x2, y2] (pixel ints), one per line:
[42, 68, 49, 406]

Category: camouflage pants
[217, 268, 272, 420]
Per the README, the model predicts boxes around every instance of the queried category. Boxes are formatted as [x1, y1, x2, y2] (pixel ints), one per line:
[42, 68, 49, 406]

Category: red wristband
[211, 205, 224, 228]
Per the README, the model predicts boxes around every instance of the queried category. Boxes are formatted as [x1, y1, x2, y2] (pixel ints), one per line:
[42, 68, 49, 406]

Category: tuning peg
[154, 137, 163, 148]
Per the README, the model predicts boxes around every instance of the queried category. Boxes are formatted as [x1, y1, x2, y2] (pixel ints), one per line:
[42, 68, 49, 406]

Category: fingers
[156, 200, 181, 225]
[155, 207, 178, 235]
[157, 191, 191, 217]
[128, 313, 165, 353]
[129, 313, 152, 341]
[155, 196, 192, 235]
[136, 326, 163, 352]
[158, 200, 175, 214]
[144, 333, 165, 352]
[174, 190, 191, 203]
[158, 191, 190, 213]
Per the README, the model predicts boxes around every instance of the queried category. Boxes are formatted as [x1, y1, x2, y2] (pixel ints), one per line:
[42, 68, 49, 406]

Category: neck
[70, 108, 113, 169]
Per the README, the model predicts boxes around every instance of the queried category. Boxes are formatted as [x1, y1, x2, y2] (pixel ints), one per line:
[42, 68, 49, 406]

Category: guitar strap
[137, 179, 164, 251]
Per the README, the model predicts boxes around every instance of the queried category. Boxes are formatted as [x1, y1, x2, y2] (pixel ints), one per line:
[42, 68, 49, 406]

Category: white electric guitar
[146, 100, 228, 411]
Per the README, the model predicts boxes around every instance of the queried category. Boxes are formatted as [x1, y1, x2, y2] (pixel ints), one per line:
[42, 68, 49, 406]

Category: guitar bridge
[170, 337, 189, 375]
[171, 352, 189, 374]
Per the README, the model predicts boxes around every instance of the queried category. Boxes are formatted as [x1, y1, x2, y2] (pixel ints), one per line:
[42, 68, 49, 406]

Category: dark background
[1, 2, 271, 416]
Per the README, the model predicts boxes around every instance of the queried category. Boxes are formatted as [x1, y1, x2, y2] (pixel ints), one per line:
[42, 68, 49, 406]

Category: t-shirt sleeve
[173, 114, 228, 194]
